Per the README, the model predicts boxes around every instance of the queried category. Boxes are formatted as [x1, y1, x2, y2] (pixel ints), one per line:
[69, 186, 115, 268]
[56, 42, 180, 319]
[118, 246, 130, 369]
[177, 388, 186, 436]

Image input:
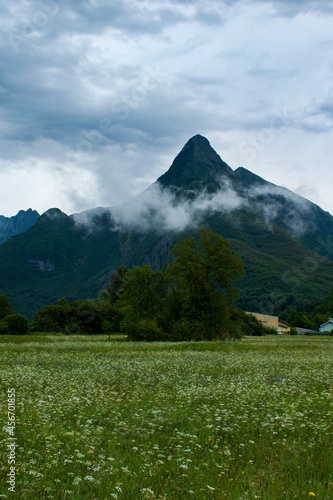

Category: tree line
[0, 296, 29, 335]
[0, 228, 303, 339]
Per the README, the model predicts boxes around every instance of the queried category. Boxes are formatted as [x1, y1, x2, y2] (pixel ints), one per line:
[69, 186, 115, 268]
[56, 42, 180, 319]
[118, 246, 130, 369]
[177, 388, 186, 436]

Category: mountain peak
[0, 208, 40, 245]
[183, 134, 211, 147]
[157, 135, 234, 192]
[39, 208, 69, 222]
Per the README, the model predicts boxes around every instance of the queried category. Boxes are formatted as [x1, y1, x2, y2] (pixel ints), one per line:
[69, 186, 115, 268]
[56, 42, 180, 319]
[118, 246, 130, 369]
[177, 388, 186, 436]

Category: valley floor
[0, 335, 332, 499]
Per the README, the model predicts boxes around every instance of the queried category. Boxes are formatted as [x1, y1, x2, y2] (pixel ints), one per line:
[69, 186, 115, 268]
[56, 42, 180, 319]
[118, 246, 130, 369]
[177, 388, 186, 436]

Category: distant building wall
[277, 321, 290, 334]
[246, 312, 279, 330]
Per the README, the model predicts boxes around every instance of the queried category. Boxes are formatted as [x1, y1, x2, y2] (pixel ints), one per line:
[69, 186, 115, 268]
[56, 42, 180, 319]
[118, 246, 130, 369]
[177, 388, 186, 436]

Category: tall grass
[1, 335, 332, 499]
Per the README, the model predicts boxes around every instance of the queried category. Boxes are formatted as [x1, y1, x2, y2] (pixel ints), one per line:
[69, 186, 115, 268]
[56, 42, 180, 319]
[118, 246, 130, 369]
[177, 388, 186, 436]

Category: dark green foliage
[118, 229, 244, 341]
[230, 309, 265, 336]
[120, 264, 167, 340]
[33, 299, 103, 334]
[0, 295, 12, 320]
[69, 300, 103, 334]
[97, 290, 121, 332]
[0, 321, 9, 335]
[5, 313, 29, 335]
[0, 295, 29, 334]
[107, 266, 128, 302]
[280, 289, 333, 330]
[105, 266, 129, 332]
[134, 318, 165, 342]
[264, 326, 278, 335]
[284, 308, 318, 330]
[166, 228, 244, 340]
[33, 301, 72, 333]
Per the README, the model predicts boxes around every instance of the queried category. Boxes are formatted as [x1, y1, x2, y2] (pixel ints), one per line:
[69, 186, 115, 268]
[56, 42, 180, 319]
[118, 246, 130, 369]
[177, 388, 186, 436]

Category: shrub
[32, 303, 71, 333]
[33, 299, 103, 334]
[263, 326, 278, 335]
[129, 318, 165, 342]
[71, 300, 103, 334]
[230, 309, 264, 337]
[5, 314, 29, 335]
[226, 322, 243, 340]
[170, 318, 199, 341]
[0, 320, 9, 335]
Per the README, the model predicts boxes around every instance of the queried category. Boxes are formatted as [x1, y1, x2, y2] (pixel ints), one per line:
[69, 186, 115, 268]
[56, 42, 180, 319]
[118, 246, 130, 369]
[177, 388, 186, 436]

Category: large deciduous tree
[166, 228, 244, 340]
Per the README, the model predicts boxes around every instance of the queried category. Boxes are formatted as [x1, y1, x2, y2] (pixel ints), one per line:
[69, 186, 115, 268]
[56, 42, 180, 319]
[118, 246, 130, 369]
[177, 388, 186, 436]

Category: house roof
[278, 319, 290, 328]
[295, 327, 318, 334]
[320, 318, 333, 328]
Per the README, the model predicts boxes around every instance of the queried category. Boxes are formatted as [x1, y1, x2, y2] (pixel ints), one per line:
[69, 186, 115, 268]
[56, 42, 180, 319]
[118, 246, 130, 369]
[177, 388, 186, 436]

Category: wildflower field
[1, 335, 333, 499]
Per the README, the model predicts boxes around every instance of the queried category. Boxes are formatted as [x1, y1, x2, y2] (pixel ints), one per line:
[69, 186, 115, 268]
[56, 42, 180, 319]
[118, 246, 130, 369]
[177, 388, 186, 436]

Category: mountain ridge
[0, 209, 40, 245]
[1, 135, 333, 318]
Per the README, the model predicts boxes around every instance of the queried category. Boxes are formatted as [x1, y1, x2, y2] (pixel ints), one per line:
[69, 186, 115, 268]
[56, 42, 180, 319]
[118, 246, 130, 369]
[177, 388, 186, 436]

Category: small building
[295, 327, 318, 335]
[319, 318, 333, 333]
[247, 312, 278, 329]
[246, 312, 290, 334]
[277, 319, 291, 334]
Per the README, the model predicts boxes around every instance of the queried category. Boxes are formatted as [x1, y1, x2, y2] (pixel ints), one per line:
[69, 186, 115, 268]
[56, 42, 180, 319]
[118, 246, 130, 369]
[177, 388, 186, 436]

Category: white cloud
[109, 181, 244, 232]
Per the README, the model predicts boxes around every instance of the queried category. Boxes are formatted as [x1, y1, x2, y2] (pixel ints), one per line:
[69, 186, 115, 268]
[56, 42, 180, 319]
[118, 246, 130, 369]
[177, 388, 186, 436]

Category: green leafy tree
[107, 266, 129, 331]
[108, 266, 129, 303]
[166, 228, 244, 340]
[70, 299, 103, 334]
[0, 295, 12, 320]
[120, 264, 167, 340]
[33, 299, 103, 334]
[33, 302, 72, 332]
[97, 291, 122, 333]
[5, 313, 29, 335]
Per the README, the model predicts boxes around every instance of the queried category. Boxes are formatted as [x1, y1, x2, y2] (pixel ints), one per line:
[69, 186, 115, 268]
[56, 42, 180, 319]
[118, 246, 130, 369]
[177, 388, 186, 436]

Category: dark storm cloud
[0, 1, 205, 147]
[0, 0, 333, 216]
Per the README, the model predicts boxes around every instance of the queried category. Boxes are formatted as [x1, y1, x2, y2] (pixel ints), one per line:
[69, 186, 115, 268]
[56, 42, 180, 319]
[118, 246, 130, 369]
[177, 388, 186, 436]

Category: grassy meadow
[1, 335, 333, 499]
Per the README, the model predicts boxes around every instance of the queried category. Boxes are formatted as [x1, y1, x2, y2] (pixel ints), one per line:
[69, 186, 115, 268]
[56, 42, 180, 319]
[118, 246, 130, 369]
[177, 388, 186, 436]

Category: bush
[263, 326, 278, 335]
[0, 320, 9, 335]
[128, 318, 165, 342]
[71, 300, 103, 334]
[32, 303, 72, 333]
[230, 309, 264, 337]
[170, 318, 200, 341]
[226, 322, 243, 340]
[33, 299, 103, 334]
[5, 314, 29, 335]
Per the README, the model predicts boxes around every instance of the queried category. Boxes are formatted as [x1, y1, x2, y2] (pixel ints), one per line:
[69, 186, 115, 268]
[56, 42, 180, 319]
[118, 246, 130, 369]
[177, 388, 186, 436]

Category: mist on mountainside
[73, 135, 313, 236]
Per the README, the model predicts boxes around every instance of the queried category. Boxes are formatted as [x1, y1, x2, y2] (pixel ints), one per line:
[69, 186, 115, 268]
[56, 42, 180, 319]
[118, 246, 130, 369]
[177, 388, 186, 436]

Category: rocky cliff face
[0, 209, 40, 245]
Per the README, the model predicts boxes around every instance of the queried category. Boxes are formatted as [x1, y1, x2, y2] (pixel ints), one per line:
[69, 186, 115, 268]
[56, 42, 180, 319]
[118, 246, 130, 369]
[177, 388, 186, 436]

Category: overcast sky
[1, 0, 333, 217]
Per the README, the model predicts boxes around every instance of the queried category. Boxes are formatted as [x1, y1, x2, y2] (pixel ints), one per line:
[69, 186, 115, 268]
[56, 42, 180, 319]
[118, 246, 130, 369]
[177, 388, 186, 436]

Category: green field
[1, 335, 333, 499]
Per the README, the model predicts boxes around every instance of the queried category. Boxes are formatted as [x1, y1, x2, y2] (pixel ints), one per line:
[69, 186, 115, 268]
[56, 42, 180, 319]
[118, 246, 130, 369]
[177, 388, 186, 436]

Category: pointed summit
[157, 135, 234, 192]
